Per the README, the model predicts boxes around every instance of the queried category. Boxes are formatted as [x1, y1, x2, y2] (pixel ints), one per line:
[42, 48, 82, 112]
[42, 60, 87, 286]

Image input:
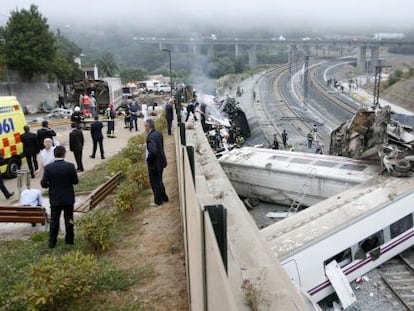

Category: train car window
[339, 163, 367, 171]
[390, 214, 413, 239]
[314, 161, 337, 168]
[324, 248, 352, 268]
[290, 158, 311, 164]
[355, 230, 384, 260]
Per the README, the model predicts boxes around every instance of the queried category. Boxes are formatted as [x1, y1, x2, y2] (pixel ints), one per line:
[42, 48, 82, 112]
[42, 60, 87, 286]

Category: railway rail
[255, 63, 323, 149]
[379, 251, 414, 311]
[309, 64, 359, 116]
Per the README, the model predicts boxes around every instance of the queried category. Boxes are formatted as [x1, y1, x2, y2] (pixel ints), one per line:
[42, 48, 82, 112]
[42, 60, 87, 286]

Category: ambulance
[0, 97, 26, 178]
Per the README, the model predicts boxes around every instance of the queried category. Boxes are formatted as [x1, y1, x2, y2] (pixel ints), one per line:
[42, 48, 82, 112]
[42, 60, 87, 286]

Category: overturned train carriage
[73, 78, 123, 114]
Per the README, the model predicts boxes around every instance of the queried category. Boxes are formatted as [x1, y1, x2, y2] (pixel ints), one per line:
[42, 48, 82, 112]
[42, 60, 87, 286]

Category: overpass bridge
[135, 37, 414, 71]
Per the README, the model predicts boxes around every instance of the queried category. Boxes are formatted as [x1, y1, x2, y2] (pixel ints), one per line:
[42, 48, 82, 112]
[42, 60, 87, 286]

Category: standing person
[0, 154, 14, 199]
[90, 94, 97, 117]
[69, 122, 84, 172]
[281, 130, 288, 149]
[165, 99, 174, 135]
[307, 131, 314, 149]
[315, 140, 323, 154]
[20, 125, 39, 178]
[39, 138, 56, 168]
[37, 120, 56, 149]
[105, 104, 116, 138]
[129, 101, 139, 131]
[144, 119, 168, 207]
[82, 92, 90, 115]
[41, 146, 78, 248]
[185, 101, 197, 121]
[90, 116, 105, 159]
[141, 102, 148, 121]
[271, 134, 279, 150]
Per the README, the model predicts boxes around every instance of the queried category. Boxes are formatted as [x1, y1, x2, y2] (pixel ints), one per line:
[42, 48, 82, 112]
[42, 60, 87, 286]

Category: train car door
[283, 260, 301, 286]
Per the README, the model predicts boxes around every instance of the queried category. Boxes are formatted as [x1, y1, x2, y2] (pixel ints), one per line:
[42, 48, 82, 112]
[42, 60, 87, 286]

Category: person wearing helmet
[71, 106, 84, 125]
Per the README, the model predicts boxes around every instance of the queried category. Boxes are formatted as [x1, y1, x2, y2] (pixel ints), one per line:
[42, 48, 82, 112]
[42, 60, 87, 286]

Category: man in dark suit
[41, 146, 78, 248]
[165, 99, 174, 135]
[129, 101, 139, 131]
[69, 122, 84, 172]
[37, 120, 56, 149]
[144, 119, 168, 207]
[20, 125, 39, 178]
[90, 115, 105, 159]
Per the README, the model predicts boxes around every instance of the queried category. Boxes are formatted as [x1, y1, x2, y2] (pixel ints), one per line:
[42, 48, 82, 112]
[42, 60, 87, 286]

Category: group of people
[12, 104, 170, 249]
[271, 129, 323, 154]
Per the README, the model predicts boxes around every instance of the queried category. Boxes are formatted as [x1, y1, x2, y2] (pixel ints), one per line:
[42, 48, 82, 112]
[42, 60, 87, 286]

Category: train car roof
[261, 176, 414, 259]
[220, 147, 378, 182]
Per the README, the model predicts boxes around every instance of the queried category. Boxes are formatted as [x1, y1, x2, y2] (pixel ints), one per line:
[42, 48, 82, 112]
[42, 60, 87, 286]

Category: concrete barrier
[175, 119, 316, 310]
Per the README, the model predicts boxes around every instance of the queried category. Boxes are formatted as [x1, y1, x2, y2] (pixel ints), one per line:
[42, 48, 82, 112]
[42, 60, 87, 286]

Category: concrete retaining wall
[0, 81, 59, 111]
[176, 117, 315, 310]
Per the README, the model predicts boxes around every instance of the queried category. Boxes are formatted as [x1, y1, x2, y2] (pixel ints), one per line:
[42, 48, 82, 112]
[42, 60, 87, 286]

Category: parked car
[155, 84, 171, 95]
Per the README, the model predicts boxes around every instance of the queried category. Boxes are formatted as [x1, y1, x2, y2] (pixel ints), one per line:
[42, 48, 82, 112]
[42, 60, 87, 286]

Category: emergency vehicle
[0, 97, 26, 178]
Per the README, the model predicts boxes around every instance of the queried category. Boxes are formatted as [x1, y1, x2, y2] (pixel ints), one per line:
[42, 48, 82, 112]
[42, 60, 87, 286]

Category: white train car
[219, 147, 378, 206]
[261, 176, 414, 303]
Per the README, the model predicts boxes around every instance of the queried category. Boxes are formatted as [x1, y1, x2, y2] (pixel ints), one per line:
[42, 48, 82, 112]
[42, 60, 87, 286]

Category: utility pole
[303, 55, 310, 111]
[162, 49, 173, 98]
[372, 65, 391, 109]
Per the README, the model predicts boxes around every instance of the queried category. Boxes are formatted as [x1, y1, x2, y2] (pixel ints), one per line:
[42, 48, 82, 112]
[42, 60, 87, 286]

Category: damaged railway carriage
[73, 78, 123, 114]
[261, 176, 414, 303]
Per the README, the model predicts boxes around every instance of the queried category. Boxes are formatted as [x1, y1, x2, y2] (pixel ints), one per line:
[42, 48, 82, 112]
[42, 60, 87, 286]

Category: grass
[74, 162, 111, 192]
[0, 132, 158, 310]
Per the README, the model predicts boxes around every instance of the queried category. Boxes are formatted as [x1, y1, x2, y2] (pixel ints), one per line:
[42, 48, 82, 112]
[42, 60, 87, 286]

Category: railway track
[309, 64, 359, 116]
[379, 251, 414, 311]
[255, 63, 321, 149]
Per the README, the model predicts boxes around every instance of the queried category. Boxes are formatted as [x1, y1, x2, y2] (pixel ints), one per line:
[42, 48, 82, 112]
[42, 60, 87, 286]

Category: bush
[155, 112, 167, 132]
[113, 183, 139, 212]
[127, 162, 150, 190]
[13, 251, 98, 310]
[107, 157, 131, 175]
[122, 139, 146, 163]
[77, 209, 118, 252]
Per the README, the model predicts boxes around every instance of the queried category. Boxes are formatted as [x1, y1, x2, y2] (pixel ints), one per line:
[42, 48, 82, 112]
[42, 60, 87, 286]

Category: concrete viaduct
[135, 37, 414, 72]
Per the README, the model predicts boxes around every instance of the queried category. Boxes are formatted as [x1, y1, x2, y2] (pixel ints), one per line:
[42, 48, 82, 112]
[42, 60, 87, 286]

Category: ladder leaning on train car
[287, 167, 316, 217]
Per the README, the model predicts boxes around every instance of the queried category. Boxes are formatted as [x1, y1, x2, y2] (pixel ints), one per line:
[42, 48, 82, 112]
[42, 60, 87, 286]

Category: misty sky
[0, 0, 413, 33]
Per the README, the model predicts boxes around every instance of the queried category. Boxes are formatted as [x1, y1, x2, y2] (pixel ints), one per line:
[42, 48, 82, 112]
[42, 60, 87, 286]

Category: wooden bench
[75, 171, 123, 213]
[0, 206, 48, 225]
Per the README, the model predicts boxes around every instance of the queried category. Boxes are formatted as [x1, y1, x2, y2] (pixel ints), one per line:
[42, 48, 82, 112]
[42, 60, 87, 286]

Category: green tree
[96, 51, 119, 77]
[119, 67, 147, 83]
[53, 32, 82, 87]
[3, 5, 56, 80]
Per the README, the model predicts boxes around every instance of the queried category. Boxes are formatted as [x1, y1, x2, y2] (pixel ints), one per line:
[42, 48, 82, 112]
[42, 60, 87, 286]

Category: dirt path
[104, 132, 188, 310]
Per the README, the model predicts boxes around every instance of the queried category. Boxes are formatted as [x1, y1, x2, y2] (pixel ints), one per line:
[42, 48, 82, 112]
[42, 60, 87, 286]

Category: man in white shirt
[19, 188, 43, 206]
[40, 138, 55, 167]
[36, 138, 55, 176]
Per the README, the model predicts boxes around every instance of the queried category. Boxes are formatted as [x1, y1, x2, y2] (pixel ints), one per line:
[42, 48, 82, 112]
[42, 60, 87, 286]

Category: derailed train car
[73, 78, 123, 114]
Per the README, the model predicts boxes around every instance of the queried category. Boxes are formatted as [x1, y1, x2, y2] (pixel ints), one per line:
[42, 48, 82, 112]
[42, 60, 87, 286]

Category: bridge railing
[174, 120, 237, 311]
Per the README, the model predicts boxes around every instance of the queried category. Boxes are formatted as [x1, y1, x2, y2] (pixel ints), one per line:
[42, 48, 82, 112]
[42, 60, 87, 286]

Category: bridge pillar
[192, 43, 200, 55]
[357, 46, 367, 72]
[207, 45, 215, 59]
[159, 42, 163, 51]
[248, 45, 257, 69]
[235, 43, 239, 58]
[369, 46, 380, 74]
